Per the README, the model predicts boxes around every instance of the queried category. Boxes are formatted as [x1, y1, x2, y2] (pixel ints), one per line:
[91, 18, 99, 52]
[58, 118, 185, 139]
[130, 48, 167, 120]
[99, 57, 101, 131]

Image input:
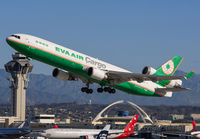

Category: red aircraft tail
[124, 114, 138, 133]
[52, 123, 58, 128]
[192, 118, 197, 132]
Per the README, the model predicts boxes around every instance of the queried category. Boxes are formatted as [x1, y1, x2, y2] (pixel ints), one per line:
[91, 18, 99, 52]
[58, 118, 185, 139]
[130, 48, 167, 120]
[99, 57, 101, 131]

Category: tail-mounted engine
[142, 66, 157, 75]
[166, 79, 182, 88]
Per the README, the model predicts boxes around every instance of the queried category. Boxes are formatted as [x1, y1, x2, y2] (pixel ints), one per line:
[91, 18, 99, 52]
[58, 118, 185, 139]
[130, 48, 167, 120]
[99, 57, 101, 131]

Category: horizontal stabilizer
[155, 88, 190, 97]
[185, 70, 195, 79]
[155, 88, 190, 95]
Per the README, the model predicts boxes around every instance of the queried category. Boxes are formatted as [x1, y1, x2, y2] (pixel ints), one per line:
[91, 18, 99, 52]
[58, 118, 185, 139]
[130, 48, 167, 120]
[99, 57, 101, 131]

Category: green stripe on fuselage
[6, 39, 160, 97]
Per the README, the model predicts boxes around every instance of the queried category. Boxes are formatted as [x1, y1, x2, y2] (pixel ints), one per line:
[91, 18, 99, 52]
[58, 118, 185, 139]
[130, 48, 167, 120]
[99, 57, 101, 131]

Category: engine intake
[142, 66, 156, 75]
[52, 68, 75, 81]
[87, 67, 107, 81]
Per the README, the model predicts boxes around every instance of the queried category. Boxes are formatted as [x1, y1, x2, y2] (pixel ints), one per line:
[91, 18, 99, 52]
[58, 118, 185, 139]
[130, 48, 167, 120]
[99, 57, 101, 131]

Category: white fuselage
[40, 128, 123, 139]
[191, 131, 200, 138]
[6, 34, 166, 96]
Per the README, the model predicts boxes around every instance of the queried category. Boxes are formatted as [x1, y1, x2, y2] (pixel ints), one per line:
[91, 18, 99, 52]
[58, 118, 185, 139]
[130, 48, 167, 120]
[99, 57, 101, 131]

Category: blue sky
[0, 1, 200, 75]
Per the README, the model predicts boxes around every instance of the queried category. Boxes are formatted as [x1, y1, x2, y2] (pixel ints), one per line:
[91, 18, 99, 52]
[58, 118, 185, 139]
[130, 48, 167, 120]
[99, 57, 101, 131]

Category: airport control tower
[5, 53, 33, 121]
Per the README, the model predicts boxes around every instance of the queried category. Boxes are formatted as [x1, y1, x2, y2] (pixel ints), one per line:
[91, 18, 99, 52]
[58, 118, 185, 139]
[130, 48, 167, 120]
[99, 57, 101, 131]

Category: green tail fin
[154, 56, 183, 87]
[153, 56, 183, 76]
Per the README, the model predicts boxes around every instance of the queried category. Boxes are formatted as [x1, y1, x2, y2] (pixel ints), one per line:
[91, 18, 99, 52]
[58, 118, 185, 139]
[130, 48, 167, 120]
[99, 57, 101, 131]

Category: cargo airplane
[6, 34, 194, 97]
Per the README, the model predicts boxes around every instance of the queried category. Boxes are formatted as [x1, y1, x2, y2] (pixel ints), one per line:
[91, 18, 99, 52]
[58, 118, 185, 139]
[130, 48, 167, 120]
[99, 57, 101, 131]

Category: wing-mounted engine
[52, 68, 77, 81]
[79, 135, 95, 139]
[165, 79, 182, 88]
[86, 67, 108, 81]
[142, 66, 157, 75]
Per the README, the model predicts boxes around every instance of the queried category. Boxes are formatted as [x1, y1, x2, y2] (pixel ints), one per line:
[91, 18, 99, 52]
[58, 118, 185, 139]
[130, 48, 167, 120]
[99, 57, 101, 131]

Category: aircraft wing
[106, 71, 185, 84]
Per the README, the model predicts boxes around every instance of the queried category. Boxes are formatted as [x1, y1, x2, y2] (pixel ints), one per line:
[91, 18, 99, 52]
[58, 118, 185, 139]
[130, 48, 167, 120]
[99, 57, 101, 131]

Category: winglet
[103, 124, 111, 131]
[18, 121, 25, 128]
[18, 117, 31, 129]
[185, 70, 195, 79]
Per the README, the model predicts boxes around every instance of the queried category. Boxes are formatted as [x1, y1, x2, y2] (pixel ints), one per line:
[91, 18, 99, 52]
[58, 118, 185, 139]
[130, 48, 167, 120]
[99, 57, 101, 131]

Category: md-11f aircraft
[6, 34, 194, 97]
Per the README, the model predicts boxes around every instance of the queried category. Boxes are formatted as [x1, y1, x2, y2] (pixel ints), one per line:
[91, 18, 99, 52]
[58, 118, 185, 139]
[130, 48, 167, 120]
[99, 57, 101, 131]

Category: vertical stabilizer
[52, 123, 58, 128]
[124, 115, 138, 133]
[154, 56, 183, 76]
[192, 118, 197, 132]
[154, 56, 183, 87]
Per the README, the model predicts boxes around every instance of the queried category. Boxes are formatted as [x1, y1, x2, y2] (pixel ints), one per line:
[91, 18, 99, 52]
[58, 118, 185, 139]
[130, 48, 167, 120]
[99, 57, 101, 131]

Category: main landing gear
[81, 86, 116, 94]
[81, 87, 93, 94]
[102, 87, 116, 94]
[97, 87, 116, 94]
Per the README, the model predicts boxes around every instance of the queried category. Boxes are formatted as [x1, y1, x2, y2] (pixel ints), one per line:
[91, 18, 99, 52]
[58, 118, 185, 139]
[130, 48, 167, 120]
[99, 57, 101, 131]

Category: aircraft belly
[115, 81, 161, 97]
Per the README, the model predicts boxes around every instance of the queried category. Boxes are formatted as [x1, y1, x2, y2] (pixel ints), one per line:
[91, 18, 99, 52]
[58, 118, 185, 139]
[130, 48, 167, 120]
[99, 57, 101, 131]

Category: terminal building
[34, 114, 55, 124]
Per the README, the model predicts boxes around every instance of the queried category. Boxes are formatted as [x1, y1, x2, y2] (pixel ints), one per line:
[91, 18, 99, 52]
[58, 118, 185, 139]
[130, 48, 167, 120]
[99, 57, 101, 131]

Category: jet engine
[52, 68, 75, 81]
[80, 135, 95, 139]
[87, 67, 107, 81]
[142, 66, 156, 75]
[166, 79, 182, 88]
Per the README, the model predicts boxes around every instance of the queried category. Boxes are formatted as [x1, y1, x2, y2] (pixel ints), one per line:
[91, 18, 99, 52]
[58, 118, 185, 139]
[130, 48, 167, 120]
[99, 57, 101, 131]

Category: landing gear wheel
[107, 87, 112, 93]
[89, 89, 93, 94]
[104, 87, 109, 92]
[85, 88, 93, 94]
[97, 88, 103, 93]
[111, 89, 116, 94]
[81, 87, 87, 92]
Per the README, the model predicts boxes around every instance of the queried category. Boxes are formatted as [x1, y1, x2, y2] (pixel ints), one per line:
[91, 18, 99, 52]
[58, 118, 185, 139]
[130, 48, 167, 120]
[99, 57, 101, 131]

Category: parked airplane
[0, 120, 31, 138]
[39, 115, 138, 139]
[6, 34, 194, 97]
[191, 118, 200, 138]
[80, 125, 110, 139]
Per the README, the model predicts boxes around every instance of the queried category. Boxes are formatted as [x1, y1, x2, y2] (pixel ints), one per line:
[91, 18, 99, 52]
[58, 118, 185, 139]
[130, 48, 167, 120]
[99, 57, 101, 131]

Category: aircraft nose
[6, 36, 12, 45]
[6, 36, 12, 41]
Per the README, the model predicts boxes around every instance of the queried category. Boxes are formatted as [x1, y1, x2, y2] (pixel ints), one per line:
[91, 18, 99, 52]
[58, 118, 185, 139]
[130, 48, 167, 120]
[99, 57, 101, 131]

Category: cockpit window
[11, 35, 20, 39]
